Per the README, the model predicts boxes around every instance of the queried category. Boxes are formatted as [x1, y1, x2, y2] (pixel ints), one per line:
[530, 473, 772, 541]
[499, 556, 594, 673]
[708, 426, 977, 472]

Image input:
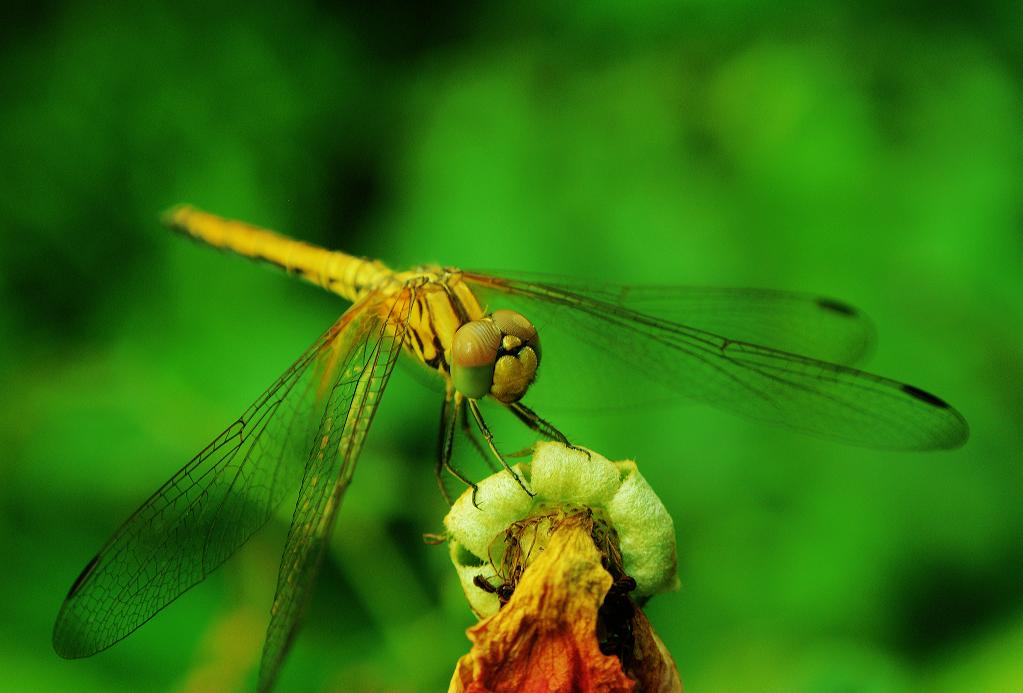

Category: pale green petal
[530, 441, 621, 507]
[448, 541, 500, 618]
[607, 461, 681, 597]
[444, 463, 533, 562]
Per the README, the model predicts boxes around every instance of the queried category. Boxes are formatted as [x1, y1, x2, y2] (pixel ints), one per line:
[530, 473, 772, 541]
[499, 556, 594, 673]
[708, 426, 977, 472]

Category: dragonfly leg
[507, 402, 590, 459]
[468, 399, 534, 498]
[436, 391, 455, 505]
[506, 402, 570, 444]
[437, 392, 480, 506]
[460, 404, 501, 473]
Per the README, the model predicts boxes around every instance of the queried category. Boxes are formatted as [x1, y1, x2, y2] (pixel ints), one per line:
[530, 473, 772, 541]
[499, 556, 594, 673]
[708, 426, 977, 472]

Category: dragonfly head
[451, 310, 541, 403]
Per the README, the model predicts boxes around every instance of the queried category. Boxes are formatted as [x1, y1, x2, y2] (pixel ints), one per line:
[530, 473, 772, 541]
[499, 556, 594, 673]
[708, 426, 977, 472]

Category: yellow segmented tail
[162, 205, 391, 303]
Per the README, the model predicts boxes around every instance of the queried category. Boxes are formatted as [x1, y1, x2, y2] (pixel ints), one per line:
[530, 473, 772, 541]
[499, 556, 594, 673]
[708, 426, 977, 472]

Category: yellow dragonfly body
[166, 206, 556, 492]
[54, 206, 969, 691]
[169, 204, 484, 372]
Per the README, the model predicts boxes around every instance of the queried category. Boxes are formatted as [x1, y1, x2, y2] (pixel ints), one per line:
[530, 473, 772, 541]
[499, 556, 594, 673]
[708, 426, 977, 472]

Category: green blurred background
[2, 2, 1022, 691]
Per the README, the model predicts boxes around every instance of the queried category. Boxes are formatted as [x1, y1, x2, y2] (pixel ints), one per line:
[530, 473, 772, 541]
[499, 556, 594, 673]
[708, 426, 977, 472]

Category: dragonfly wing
[256, 286, 415, 693]
[467, 272, 874, 365]
[52, 295, 383, 659]
[464, 272, 968, 450]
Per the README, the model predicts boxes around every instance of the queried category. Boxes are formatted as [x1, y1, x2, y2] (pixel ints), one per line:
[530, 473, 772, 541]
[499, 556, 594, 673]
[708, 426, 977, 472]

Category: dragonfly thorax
[451, 310, 541, 403]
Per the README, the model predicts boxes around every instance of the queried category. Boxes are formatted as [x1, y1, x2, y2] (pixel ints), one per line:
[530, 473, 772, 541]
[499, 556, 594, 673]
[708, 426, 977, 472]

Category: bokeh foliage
[2, 1, 1022, 690]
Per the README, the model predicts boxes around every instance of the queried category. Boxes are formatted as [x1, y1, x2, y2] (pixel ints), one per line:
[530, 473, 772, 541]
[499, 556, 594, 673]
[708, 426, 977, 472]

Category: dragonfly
[53, 206, 969, 691]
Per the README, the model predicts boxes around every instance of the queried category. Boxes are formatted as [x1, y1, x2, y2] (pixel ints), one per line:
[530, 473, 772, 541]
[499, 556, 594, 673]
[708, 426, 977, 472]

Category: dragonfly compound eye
[451, 310, 540, 403]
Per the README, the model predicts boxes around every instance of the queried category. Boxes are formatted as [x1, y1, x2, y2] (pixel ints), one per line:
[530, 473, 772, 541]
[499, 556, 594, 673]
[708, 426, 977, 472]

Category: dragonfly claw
[566, 442, 591, 460]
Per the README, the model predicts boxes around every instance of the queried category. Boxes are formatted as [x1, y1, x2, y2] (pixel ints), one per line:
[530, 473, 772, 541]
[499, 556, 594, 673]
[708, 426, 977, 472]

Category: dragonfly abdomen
[162, 205, 391, 303]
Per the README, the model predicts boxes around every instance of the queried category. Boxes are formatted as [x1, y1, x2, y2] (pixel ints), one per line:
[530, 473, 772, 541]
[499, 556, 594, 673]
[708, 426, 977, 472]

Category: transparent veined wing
[52, 289, 403, 659]
[257, 286, 415, 692]
[463, 272, 968, 450]
[467, 272, 875, 365]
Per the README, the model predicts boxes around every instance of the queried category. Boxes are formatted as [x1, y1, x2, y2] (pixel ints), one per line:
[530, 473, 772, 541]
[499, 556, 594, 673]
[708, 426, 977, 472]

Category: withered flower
[445, 442, 682, 692]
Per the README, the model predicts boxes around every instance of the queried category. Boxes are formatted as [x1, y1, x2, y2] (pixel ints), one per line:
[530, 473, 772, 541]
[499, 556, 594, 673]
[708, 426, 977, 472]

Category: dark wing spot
[816, 297, 858, 317]
[902, 384, 950, 409]
[67, 555, 100, 599]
